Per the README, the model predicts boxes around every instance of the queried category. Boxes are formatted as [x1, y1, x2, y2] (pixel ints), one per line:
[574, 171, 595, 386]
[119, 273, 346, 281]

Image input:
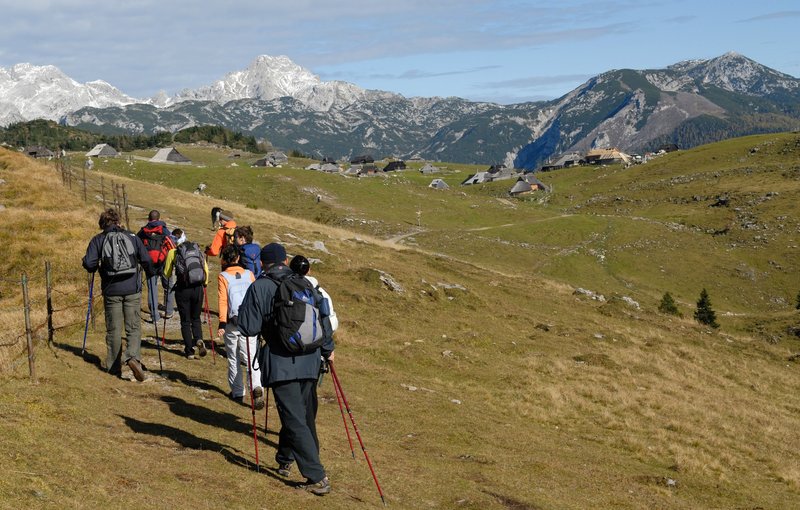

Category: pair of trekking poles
[241, 342, 386, 506]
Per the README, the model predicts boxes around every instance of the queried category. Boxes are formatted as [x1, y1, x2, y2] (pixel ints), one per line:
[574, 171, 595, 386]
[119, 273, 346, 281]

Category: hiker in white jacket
[289, 255, 338, 333]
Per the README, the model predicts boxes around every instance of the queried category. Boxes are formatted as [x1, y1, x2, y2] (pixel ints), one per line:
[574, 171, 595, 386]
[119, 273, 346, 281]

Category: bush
[694, 288, 719, 328]
[658, 292, 680, 316]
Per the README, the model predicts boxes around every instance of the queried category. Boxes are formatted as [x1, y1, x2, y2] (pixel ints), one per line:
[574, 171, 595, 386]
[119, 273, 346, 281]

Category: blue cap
[261, 243, 287, 265]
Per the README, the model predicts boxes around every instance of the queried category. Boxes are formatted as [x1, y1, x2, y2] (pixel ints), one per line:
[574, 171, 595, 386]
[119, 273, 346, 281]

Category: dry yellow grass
[2, 147, 800, 509]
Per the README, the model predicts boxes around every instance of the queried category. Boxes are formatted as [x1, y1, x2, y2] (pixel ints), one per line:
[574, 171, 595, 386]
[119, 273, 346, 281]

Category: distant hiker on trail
[163, 228, 210, 359]
[234, 225, 262, 277]
[290, 255, 338, 333]
[206, 208, 236, 257]
[82, 208, 155, 381]
[136, 210, 174, 322]
[217, 245, 264, 407]
[238, 243, 335, 495]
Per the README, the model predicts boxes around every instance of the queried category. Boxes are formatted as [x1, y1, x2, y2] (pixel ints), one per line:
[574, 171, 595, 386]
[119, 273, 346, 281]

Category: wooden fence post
[21, 273, 36, 383]
[101, 175, 106, 208]
[46, 261, 53, 347]
[123, 185, 130, 229]
[82, 166, 88, 203]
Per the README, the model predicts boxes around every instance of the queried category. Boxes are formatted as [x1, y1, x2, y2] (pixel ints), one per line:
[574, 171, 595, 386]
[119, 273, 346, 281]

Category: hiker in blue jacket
[234, 225, 262, 277]
[237, 243, 335, 496]
[82, 208, 155, 381]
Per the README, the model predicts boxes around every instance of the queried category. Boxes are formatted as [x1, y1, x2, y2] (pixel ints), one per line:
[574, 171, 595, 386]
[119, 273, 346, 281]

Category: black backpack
[175, 242, 206, 285]
[100, 231, 138, 276]
[267, 273, 328, 354]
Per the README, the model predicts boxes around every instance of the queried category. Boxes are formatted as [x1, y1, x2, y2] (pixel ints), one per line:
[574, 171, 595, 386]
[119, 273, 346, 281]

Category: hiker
[163, 228, 210, 359]
[206, 208, 236, 257]
[136, 210, 174, 322]
[82, 208, 155, 381]
[238, 243, 335, 495]
[289, 255, 338, 332]
[234, 225, 262, 277]
[161, 229, 180, 320]
[217, 245, 265, 407]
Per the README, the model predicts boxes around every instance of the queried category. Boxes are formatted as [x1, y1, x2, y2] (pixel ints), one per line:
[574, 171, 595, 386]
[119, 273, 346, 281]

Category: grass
[2, 136, 800, 509]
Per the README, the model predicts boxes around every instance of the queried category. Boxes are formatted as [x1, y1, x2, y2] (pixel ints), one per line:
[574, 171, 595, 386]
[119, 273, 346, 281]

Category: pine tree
[658, 292, 680, 316]
[694, 288, 719, 328]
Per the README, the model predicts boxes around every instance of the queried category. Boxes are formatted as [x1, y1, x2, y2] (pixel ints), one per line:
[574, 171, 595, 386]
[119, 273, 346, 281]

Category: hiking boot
[127, 358, 145, 382]
[196, 339, 207, 357]
[228, 392, 245, 404]
[299, 477, 330, 496]
[252, 386, 266, 410]
[186, 350, 196, 360]
[160, 312, 173, 319]
[277, 463, 292, 477]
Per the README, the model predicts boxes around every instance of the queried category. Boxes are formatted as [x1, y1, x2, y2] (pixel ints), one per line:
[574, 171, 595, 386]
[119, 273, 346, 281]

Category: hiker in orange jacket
[217, 244, 264, 407]
[206, 211, 237, 257]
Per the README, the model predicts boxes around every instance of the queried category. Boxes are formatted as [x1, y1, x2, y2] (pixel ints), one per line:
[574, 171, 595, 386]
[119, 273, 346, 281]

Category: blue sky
[0, 0, 797, 104]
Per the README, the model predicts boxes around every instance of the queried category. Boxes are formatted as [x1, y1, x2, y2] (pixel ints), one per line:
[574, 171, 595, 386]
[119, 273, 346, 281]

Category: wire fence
[1, 155, 137, 380]
[0, 262, 98, 382]
[1, 157, 108, 380]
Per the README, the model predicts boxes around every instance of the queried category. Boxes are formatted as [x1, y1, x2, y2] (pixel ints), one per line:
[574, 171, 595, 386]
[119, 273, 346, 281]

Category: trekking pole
[144, 273, 162, 372]
[329, 362, 386, 506]
[331, 361, 356, 459]
[160, 285, 169, 347]
[264, 388, 269, 437]
[81, 273, 95, 355]
[202, 287, 217, 363]
[245, 331, 260, 470]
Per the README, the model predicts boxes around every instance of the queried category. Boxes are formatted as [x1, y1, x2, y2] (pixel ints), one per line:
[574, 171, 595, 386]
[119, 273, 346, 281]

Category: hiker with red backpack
[238, 243, 335, 495]
[136, 210, 174, 322]
[163, 228, 210, 359]
[82, 208, 155, 381]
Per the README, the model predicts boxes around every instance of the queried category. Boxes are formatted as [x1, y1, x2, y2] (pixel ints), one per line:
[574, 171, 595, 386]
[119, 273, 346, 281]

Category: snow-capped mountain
[169, 55, 386, 111]
[0, 63, 138, 126]
[5, 53, 800, 168]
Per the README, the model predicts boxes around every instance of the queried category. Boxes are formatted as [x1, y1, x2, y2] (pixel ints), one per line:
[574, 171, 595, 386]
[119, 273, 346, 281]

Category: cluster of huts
[22, 140, 679, 199]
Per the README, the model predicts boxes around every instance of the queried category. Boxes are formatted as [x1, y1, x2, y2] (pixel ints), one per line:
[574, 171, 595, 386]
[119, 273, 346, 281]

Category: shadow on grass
[159, 395, 278, 449]
[54, 340, 103, 371]
[158, 369, 228, 396]
[119, 414, 287, 481]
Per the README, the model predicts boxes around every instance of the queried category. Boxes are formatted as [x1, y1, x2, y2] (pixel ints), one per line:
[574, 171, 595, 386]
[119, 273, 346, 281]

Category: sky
[0, 0, 798, 104]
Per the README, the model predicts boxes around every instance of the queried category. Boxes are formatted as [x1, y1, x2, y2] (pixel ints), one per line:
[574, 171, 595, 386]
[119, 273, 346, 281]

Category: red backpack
[141, 225, 174, 266]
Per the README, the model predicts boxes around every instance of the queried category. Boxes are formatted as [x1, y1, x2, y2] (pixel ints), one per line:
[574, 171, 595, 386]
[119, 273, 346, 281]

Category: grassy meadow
[1, 134, 800, 509]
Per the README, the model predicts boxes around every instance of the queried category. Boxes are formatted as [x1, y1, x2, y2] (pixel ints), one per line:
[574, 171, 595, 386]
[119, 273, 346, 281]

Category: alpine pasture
[1, 134, 800, 509]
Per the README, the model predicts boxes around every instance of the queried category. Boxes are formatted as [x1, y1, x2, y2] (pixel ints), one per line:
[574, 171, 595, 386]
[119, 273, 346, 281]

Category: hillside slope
[1, 148, 800, 509]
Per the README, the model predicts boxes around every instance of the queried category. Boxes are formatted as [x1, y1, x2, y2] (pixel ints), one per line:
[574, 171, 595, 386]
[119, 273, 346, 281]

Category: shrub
[658, 292, 680, 316]
[694, 288, 719, 328]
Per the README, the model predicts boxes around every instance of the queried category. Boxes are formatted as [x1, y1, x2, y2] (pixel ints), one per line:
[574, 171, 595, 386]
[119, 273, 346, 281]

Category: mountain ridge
[3, 53, 799, 167]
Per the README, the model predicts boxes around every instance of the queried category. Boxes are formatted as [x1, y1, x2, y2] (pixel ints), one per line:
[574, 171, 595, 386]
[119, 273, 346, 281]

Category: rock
[376, 270, 403, 293]
[574, 287, 606, 302]
[312, 240, 329, 253]
[451, 399, 462, 405]
[622, 296, 640, 309]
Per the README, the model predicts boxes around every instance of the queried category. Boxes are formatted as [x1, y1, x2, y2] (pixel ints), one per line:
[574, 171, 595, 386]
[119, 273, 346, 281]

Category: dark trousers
[175, 285, 204, 355]
[273, 379, 325, 482]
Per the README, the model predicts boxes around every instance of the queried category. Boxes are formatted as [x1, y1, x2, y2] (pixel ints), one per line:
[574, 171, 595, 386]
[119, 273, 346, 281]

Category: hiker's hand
[217, 328, 224, 339]
[326, 351, 335, 362]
